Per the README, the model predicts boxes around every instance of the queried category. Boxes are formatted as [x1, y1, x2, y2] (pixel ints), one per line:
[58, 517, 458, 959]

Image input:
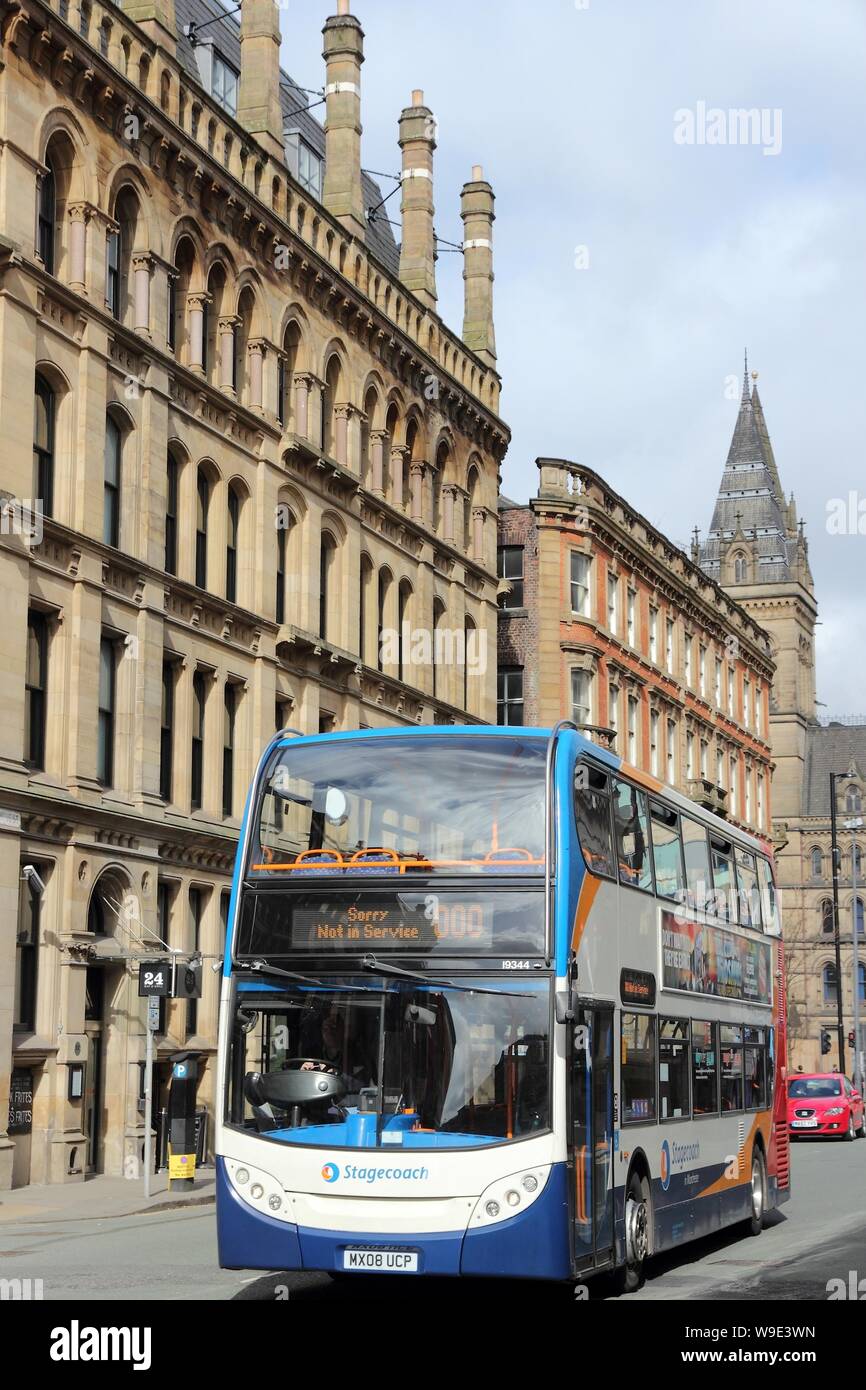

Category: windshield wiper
[360, 953, 535, 997]
[235, 960, 325, 987]
[234, 960, 386, 994]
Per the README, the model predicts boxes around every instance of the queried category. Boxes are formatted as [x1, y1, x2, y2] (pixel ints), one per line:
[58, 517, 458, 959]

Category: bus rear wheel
[615, 1171, 650, 1294]
[747, 1148, 766, 1236]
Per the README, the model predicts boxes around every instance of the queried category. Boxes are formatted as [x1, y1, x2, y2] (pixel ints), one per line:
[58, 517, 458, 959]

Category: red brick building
[497, 459, 776, 836]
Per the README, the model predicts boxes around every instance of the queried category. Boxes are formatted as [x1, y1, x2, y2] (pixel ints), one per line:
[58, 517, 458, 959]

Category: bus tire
[747, 1147, 766, 1236]
[615, 1171, 650, 1294]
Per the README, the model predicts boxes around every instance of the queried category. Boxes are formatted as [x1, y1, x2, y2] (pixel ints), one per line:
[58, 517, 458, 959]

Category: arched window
[810, 847, 823, 878]
[397, 580, 412, 683]
[170, 236, 196, 361]
[846, 785, 862, 815]
[819, 899, 834, 935]
[822, 963, 838, 1004]
[165, 450, 180, 574]
[103, 416, 121, 547]
[433, 441, 448, 534]
[279, 322, 301, 428]
[38, 156, 56, 273]
[108, 187, 141, 324]
[359, 554, 374, 664]
[463, 617, 476, 712]
[360, 387, 377, 487]
[33, 374, 56, 518]
[402, 419, 418, 513]
[432, 598, 446, 699]
[854, 844, 863, 880]
[377, 570, 391, 672]
[195, 468, 209, 588]
[734, 553, 747, 583]
[860, 962, 866, 1003]
[226, 485, 240, 603]
[856, 897, 865, 936]
[319, 532, 336, 640]
[322, 354, 341, 457]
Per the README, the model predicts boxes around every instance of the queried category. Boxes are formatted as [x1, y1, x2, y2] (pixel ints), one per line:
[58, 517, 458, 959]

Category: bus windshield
[228, 975, 551, 1149]
[248, 734, 546, 878]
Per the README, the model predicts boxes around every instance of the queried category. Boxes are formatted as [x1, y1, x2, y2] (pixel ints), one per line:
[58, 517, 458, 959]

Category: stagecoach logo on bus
[321, 1162, 431, 1185]
[660, 1138, 701, 1192]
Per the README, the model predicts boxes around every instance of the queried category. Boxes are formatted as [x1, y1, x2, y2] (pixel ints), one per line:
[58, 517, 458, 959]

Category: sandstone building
[0, 0, 507, 1186]
[700, 367, 865, 1074]
[498, 457, 775, 838]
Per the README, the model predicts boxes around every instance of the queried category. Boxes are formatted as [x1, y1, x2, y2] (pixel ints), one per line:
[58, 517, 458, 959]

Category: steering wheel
[282, 1056, 340, 1073]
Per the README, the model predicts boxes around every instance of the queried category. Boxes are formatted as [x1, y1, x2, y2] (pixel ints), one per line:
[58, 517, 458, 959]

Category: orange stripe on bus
[571, 874, 602, 954]
[696, 1112, 772, 1197]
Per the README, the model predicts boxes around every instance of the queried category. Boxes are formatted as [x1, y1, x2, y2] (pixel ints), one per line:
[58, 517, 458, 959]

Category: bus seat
[293, 849, 345, 875]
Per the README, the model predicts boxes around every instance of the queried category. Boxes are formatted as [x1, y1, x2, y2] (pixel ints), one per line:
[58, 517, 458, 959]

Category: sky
[278, 0, 866, 715]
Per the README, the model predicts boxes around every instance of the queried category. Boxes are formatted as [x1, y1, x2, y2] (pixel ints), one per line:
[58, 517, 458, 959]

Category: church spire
[699, 362, 803, 588]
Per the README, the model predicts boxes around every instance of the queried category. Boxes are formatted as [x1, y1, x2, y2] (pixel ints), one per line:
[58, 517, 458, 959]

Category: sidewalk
[0, 1170, 215, 1225]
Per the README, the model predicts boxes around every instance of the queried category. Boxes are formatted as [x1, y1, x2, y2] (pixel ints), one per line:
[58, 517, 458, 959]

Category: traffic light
[173, 959, 202, 1001]
[821, 1028, 832, 1056]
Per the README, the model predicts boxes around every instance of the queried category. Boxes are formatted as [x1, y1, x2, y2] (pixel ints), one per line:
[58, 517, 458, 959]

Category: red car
[787, 1073, 866, 1140]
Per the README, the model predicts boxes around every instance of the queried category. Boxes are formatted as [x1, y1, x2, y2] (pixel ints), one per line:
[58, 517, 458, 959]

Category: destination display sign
[236, 890, 544, 957]
[660, 910, 772, 1005]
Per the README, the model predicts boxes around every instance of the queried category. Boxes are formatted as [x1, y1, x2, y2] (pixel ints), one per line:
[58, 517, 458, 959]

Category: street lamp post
[829, 773, 846, 1074]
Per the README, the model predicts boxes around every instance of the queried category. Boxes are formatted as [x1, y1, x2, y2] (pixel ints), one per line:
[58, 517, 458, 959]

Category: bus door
[569, 1002, 614, 1271]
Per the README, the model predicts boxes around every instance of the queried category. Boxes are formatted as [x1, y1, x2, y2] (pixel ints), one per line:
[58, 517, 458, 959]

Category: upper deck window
[250, 734, 546, 878]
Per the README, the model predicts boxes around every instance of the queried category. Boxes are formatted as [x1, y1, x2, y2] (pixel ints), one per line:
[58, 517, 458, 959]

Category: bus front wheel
[747, 1147, 766, 1236]
[616, 1171, 650, 1294]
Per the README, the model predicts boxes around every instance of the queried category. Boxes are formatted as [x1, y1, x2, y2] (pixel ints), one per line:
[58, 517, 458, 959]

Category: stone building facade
[0, 0, 508, 1186]
[700, 368, 866, 1074]
[498, 458, 775, 838]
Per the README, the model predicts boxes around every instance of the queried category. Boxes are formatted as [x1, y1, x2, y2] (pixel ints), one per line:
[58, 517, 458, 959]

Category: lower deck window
[659, 1018, 690, 1119]
[691, 1020, 719, 1115]
[720, 1024, 744, 1111]
[622, 1013, 656, 1122]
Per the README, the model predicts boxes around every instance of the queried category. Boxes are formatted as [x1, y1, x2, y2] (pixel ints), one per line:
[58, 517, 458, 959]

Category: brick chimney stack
[460, 165, 496, 366]
[322, 1, 367, 241]
[237, 0, 285, 162]
[398, 89, 437, 309]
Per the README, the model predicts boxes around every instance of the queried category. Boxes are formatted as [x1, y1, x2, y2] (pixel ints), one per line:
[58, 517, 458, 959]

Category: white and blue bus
[215, 723, 789, 1289]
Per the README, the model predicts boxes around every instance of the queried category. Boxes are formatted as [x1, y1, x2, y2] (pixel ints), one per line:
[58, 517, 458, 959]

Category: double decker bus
[215, 723, 789, 1289]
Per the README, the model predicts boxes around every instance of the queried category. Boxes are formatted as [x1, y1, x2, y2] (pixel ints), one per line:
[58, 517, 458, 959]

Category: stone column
[410, 462, 424, 522]
[472, 507, 485, 561]
[293, 372, 311, 440]
[321, 1, 367, 240]
[370, 429, 388, 497]
[68, 203, 93, 294]
[391, 446, 407, 510]
[442, 484, 456, 544]
[334, 403, 350, 467]
[247, 338, 266, 411]
[186, 292, 210, 374]
[132, 253, 153, 337]
[218, 315, 239, 396]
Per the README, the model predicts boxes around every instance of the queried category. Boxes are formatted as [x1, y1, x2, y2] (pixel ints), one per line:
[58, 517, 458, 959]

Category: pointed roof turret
[699, 364, 798, 585]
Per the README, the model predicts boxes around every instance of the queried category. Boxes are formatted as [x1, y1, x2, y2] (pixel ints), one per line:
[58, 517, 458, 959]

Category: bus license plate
[791, 1119, 818, 1128]
[343, 1248, 418, 1272]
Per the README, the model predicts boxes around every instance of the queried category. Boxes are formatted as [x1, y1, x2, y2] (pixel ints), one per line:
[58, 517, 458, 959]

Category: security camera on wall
[22, 864, 46, 896]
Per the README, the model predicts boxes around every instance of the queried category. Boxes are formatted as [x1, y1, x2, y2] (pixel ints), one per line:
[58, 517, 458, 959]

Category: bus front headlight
[226, 1159, 293, 1224]
[469, 1167, 550, 1229]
